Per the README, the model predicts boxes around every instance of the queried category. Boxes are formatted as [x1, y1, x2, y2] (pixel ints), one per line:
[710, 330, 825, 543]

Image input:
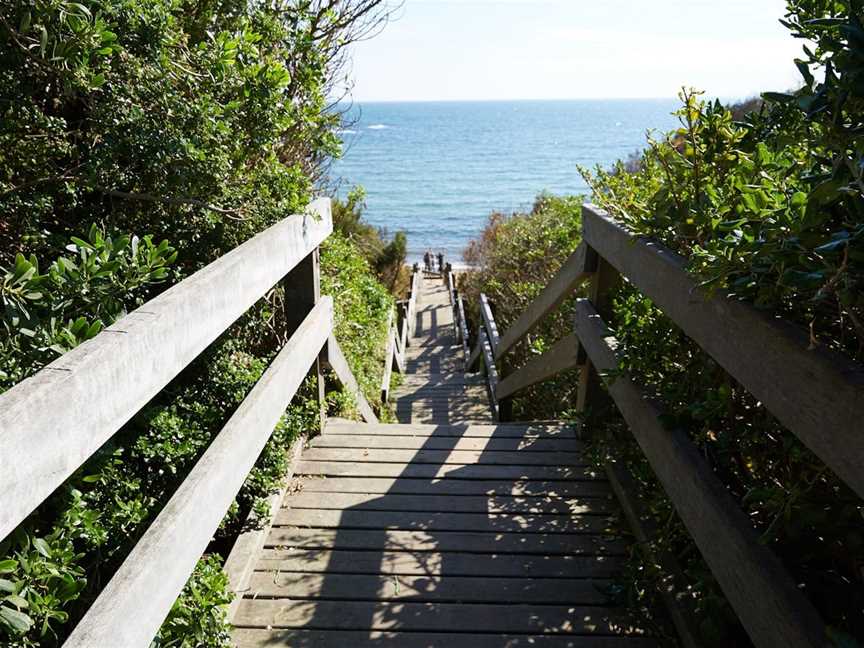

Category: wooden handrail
[65, 298, 335, 647]
[323, 335, 378, 424]
[496, 333, 580, 401]
[494, 243, 590, 362]
[466, 201, 859, 647]
[582, 204, 864, 500]
[456, 294, 470, 363]
[0, 199, 332, 541]
[573, 299, 826, 647]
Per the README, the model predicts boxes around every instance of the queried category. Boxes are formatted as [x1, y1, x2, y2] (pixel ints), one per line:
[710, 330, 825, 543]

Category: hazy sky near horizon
[347, 0, 805, 102]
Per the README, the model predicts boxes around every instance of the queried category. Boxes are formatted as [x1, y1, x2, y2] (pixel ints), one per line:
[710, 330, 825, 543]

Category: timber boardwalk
[230, 274, 651, 647]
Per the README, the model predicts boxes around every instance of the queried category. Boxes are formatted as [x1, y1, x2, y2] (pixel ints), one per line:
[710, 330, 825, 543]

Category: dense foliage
[466, 1, 864, 645]
[0, 0, 396, 645]
[460, 194, 584, 418]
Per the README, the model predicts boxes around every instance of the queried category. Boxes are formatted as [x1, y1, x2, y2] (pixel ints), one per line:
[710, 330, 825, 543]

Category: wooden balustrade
[460, 202, 862, 647]
[381, 268, 420, 402]
[0, 198, 383, 646]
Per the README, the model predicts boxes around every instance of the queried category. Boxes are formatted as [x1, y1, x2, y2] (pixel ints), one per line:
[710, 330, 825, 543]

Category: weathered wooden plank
[232, 629, 657, 648]
[293, 475, 611, 497]
[479, 329, 500, 419]
[0, 199, 332, 540]
[497, 333, 580, 401]
[495, 243, 589, 362]
[573, 299, 827, 648]
[457, 294, 471, 361]
[391, 328, 405, 374]
[323, 335, 378, 423]
[245, 571, 615, 604]
[467, 336, 484, 371]
[272, 508, 616, 534]
[582, 203, 864, 500]
[299, 447, 588, 466]
[265, 527, 626, 555]
[233, 599, 644, 635]
[282, 492, 614, 515]
[224, 434, 306, 622]
[297, 461, 598, 481]
[310, 434, 583, 452]
[479, 293, 501, 357]
[323, 421, 577, 438]
[255, 548, 622, 578]
[64, 298, 333, 648]
[380, 310, 396, 403]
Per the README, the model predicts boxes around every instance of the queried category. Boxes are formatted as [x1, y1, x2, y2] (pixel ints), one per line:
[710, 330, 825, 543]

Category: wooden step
[323, 420, 577, 438]
[293, 475, 610, 496]
[265, 527, 626, 555]
[233, 629, 656, 648]
[243, 571, 616, 604]
[309, 434, 583, 452]
[271, 509, 616, 534]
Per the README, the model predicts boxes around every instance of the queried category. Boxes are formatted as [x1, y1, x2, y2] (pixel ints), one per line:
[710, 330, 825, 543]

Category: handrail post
[283, 247, 325, 432]
[575, 245, 620, 430]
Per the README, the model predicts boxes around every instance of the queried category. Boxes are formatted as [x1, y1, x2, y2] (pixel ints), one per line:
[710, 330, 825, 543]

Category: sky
[347, 0, 805, 102]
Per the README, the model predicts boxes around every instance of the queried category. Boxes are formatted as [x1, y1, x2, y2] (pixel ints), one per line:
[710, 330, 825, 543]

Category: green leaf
[32, 538, 50, 558]
[0, 580, 14, 593]
[0, 560, 18, 575]
[0, 605, 32, 634]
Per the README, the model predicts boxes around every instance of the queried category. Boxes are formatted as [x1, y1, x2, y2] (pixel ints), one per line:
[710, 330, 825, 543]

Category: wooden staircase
[230, 274, 652, 647]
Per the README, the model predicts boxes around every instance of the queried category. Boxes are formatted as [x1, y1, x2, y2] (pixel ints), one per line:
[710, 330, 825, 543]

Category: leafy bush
[464, 2, 864, 643]
[460, 194, 584, 418]
[0, 0, 397, 645]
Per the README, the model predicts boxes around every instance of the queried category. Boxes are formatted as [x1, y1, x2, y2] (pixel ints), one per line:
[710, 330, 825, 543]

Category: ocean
[331, 99, 681, 265]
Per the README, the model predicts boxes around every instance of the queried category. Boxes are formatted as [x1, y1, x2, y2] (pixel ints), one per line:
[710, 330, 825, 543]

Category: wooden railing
[381, 268, 421, 402]
[0, 198, 379, 647]
[463, 203, 864, 648]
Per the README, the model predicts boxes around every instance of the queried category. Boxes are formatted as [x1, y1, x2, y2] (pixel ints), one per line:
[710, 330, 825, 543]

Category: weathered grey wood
[265, 527, 625, 555]
[0, 200, 332, 541]
[466, 337, 484, 371]
[224, 433, 306, 621]
[282, 491, 614, 515]
[605, 460, 701, 648]
[496, 333, 580, 401]
[456, 294, 471, 361]
[391, 328, 405, 374]
[582, 203, 864, 499]
[573, 298, 826, 648]
[232, 629, 656, 648]
[284, 248, 325, 431]
[479, 329, 500, 419]
[310, 434, 582, 452]
[380, 310, 396, 403]
[300, 446, 587, 466]
[245, 571, 615, 604]
[63, 298, 333, 648]
[255, 548, 622, 578]
[479, 293, 501, 357]
[233, 599, 642, 635]
[495, 243, 589, 362]
[576, 251, 620, 419]
[297, 461, 594, 481]
[324, 420, 578, 438]
[292, 475, 611, 497]
[272, 508, 616, 534]
[323, 335, 378, 423]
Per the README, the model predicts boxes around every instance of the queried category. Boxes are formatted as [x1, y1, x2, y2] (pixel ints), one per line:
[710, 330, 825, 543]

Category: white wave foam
[337, 128, 357, 135]
[367, 124, 389, 130]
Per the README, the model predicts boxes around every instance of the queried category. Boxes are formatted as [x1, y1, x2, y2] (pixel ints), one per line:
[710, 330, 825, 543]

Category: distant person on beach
[437, 252, 444, 272]
[423, 251, 431, 272]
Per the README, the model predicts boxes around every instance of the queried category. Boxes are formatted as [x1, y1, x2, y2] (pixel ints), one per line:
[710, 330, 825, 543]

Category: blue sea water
[331, 100, 681, 264]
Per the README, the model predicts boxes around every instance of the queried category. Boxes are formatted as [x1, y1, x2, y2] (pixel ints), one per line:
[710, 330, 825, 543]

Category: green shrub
[460, 194, 584, 418]
[0, 0, 396, 643]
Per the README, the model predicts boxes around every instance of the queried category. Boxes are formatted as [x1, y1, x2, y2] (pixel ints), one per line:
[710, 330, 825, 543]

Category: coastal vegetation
[0, 0, 398, 645]
[463, 0, 864, 644]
